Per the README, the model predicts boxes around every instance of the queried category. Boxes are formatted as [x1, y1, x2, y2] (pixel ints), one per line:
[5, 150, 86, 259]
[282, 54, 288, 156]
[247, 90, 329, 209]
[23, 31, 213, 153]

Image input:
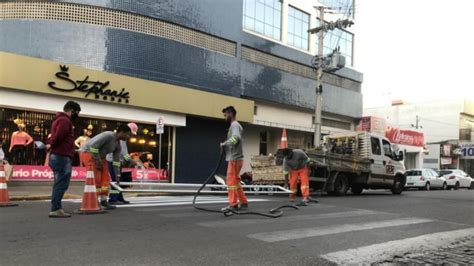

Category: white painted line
[198, 209, 379, 228]
[321, 227, 474, 264]
[116, 199, 269, 208]
[0, 183, 7, 189]
[247, 218, 433, 243]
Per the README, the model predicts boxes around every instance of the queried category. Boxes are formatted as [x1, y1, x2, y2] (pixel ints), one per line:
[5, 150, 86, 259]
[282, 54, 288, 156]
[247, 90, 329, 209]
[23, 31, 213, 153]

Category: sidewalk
[7, 182, 84, 201]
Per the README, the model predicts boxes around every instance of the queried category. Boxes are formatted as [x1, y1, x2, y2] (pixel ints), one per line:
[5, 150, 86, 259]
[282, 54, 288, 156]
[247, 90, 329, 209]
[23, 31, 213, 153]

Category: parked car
[405, 169, 447, 191]
[438, 169, 473, 190]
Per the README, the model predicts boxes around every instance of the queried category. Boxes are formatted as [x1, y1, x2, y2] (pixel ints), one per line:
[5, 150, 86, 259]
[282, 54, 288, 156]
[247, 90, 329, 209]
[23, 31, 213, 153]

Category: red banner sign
[385, 127, 424, 147]
[10, 165, 168, 182]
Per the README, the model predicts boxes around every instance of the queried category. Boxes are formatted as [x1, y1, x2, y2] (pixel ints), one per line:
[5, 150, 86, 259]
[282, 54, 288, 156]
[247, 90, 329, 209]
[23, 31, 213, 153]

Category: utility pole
[314, 6, 325, 147]
[309, 6, 353, 147]
[411, 115, 422, 129]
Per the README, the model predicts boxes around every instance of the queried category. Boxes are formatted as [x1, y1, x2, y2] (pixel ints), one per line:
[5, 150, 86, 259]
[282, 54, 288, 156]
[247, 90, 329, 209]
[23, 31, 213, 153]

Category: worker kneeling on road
[282, 148, 313, 204]
[80, 125, 131, 210]
[220, 106, 249, 212]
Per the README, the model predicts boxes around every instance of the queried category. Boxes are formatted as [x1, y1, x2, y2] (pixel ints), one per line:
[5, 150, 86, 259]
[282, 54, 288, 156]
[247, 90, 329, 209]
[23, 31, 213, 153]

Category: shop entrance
[0, 108, 173, 173]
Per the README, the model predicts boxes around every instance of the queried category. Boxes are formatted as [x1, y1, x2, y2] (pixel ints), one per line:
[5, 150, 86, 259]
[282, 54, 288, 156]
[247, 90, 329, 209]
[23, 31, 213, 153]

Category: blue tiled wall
[0, 0, 363, 117]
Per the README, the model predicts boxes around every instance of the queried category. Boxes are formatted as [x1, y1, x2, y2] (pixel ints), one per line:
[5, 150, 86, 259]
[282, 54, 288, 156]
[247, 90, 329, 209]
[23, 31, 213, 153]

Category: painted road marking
[197, 209, 377, 228]
[321, 227, 474, 264]
[247, 218, 433, 243]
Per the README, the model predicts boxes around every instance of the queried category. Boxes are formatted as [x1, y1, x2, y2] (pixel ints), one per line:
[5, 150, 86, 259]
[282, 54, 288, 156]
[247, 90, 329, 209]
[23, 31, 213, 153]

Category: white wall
[242, 126, 261, 173]
[364, 100, 465, 143]
[424, 144, 440, 170]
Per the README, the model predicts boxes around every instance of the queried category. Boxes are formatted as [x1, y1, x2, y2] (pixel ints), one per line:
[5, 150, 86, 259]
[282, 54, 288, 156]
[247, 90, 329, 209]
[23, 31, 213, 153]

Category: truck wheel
[391, 176, 404, 195]
[351, 185, 363, 195]
[333, 175, 349, 196]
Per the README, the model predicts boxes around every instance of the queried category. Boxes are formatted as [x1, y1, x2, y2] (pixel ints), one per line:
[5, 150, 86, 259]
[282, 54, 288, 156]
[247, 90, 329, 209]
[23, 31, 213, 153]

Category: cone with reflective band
[75, 167, 106, 214]
[0, 165, 18, 207]
[279, 128, 288, 149]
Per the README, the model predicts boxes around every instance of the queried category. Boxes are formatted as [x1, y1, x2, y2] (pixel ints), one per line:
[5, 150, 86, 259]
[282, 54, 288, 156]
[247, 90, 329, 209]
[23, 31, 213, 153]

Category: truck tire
[351, 185, 363, 195]
[391, 175, 405, 195]
[332, 175, 349, 196]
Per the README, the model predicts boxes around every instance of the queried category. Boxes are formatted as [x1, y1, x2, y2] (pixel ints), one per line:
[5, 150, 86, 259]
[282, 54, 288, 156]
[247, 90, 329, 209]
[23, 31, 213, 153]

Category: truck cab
[366, 134, 406, 189]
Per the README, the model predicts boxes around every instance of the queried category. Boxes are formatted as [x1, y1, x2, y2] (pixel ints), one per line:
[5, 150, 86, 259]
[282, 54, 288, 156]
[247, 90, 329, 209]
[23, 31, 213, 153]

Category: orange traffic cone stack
[0, 165, 18, 207]
[279, 128, 288, 149]
[75, 167, 106, 214]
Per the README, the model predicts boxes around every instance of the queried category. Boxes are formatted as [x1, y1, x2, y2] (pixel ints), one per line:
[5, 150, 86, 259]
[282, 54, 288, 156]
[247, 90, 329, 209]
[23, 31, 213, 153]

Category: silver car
[405, 169, 448, 191]
[438, 169, 473, 190]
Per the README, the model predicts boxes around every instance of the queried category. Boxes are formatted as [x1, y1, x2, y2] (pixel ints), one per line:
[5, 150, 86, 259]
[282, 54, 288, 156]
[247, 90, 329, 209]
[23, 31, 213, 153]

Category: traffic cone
[75, 167, 106, 214]
[279, 128, 288, 149]
[0, 165, 18, 207]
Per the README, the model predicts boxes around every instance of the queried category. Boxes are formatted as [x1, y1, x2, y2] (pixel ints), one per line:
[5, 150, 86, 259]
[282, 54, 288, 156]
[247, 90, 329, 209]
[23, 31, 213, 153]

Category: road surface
[1, 189, 473, 265]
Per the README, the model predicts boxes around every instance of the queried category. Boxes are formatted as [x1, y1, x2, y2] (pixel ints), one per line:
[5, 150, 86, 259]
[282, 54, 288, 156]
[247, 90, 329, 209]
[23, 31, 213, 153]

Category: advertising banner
[10, 166, 168, 181]
[460, 144, 474, 159]
[385, 127, 424, 147]
[357, 116, 386, 136]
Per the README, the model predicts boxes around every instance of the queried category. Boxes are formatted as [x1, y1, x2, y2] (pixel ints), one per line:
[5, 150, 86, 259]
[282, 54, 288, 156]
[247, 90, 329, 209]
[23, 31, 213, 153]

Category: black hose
[192, 152, 298, 218]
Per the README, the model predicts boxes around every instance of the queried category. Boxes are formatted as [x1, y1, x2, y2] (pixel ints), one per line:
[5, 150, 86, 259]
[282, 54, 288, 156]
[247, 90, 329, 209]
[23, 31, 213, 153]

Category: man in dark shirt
[46, 101, 81, 218]
[282, 148, 312, 204]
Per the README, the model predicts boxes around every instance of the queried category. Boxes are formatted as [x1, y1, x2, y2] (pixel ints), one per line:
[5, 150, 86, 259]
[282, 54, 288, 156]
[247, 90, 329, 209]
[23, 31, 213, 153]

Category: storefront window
[0, 108, 172, 170]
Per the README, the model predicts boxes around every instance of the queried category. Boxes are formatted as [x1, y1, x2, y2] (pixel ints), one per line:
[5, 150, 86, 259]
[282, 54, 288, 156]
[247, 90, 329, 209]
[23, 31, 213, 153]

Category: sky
[355, 0, 474, 108]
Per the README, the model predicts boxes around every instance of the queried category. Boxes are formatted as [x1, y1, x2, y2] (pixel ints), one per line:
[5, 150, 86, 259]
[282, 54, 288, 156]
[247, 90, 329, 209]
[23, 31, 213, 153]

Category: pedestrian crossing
[189, 202, 474, 264]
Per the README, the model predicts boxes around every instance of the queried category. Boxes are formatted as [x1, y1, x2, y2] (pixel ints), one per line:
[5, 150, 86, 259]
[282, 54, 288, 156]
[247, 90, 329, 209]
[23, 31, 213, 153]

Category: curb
[10, 194, 82, 201]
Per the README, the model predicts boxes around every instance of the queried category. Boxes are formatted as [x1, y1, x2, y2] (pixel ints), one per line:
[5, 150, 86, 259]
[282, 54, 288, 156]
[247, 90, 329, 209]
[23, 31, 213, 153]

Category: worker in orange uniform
[79, 125, 131, 210]
[220, 106, 248, 212]
[282, 148, 316, 204]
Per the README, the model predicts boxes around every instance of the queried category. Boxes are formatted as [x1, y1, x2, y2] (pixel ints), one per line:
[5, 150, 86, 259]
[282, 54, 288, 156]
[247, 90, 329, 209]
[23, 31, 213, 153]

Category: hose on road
[192, 152, 298, 218]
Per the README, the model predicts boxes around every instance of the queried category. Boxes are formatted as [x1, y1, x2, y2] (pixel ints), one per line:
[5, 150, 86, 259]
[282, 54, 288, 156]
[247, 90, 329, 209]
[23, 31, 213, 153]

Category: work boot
[101, 200, 117, 210]
[49, 209, 72, 218]
[239, 203, 249, 211]
[221, 205, 238, 212]
[302, 198, 310, 204]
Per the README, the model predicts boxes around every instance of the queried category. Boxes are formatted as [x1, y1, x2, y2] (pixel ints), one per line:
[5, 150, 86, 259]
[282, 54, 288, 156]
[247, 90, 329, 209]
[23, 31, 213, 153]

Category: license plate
[407, 183, 414, 185]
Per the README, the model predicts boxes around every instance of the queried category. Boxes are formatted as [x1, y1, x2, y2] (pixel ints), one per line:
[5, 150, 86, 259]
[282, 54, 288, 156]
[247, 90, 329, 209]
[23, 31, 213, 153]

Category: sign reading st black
[48, 65, 130, 103]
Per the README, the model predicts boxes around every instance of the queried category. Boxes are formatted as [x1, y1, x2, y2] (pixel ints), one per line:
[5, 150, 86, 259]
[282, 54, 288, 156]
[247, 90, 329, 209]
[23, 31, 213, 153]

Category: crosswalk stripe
[321, 227, 474, 264]
[247, 218, 433, 243]
[197, 209, 378, 228]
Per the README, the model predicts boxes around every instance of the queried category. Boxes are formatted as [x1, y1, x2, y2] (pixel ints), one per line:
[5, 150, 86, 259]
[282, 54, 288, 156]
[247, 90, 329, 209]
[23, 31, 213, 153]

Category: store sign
[357, 116, 386, 136]
[156, 116, 165, 134]
[460, 144, 474, 159]
[48, 65, 130, 103]
[440, 157, 453, 165]
[10, 166, 167, 181]
[385, 127, 424, 147]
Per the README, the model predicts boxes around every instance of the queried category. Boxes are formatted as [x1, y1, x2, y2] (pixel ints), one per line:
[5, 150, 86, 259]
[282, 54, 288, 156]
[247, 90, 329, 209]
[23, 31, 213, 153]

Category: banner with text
[385, 127, 424, 147]
[10, 166, 168, 181]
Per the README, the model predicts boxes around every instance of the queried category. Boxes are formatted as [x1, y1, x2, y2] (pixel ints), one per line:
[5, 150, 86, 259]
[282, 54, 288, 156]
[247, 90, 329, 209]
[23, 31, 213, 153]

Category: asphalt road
[1, 189, 473, 265]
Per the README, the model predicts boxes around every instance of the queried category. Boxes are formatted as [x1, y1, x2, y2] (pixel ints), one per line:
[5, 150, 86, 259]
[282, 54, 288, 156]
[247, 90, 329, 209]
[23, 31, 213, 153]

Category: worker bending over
[282, 148, 315, 204]
[80, 125, 131, 210]
[220, 106, 249, 212]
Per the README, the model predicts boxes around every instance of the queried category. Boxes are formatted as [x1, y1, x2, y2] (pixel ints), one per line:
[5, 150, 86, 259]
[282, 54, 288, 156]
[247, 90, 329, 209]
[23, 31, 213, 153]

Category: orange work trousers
[80, 152, 110, 197]
[226, 160, 248, 207]
[289, 167, 309, 200]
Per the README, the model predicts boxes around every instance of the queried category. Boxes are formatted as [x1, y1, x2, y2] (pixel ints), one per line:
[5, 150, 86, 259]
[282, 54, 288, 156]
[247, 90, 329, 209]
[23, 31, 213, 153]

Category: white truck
[307, 132, 406, 195]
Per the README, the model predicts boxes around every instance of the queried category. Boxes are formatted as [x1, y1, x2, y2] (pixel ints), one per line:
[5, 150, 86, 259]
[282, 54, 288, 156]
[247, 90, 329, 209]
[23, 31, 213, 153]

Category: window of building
[316, 28, 354, 66]
[243, 0, 282, 40]
[319, 0, 354, 18]
[287, 6, 309, 50]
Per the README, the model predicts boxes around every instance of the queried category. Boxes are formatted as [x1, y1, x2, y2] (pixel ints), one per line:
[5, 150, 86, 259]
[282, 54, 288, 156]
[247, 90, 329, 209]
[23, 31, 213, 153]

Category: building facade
[0, 0, 363, 183]
[364, 99, 474, 175]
